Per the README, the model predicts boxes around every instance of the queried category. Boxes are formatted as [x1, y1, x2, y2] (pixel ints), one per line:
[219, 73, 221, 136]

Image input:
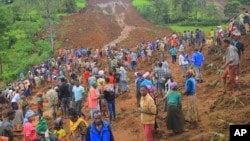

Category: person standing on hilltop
[139, 86, 157, 141]
[192, 48, 204, 83]
[221, 39, 239, 92]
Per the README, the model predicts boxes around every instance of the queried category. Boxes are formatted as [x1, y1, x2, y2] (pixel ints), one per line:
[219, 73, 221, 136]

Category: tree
[224, 1, 241, 19]
[205, 3, 220, 19]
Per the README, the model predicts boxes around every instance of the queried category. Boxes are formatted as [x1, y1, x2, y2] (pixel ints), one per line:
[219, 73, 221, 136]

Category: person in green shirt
[166, 82, 184, 135]
[169, 47, 177, 64]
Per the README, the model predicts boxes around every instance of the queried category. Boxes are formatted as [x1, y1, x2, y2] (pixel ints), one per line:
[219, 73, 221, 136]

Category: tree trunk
[44, 0, 54, 55]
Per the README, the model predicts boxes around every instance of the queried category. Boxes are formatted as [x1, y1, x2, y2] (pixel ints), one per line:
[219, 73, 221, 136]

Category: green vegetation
[0, 0, 87, 82]
[166, 24, 227, 35]
[76, 0, 87, 9]
[132, 0, 246, 26]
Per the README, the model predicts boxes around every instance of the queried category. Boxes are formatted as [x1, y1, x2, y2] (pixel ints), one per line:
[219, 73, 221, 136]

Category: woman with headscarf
[119, 67, 128, 94]
[23, 110, 37, 141]
[166, 82, 184, 135]
[34, 118, 58, 141]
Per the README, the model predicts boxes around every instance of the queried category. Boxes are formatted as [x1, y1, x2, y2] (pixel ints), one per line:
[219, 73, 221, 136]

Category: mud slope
[48, 0, 250, 141]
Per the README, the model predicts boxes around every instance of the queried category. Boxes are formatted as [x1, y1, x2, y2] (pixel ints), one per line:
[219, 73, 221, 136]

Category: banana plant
[207, 63, 214, 70]
[216, 69, 224, 75]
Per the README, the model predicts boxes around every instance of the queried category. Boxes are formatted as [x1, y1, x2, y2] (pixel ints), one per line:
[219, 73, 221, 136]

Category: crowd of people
[0, 13, 248, 140]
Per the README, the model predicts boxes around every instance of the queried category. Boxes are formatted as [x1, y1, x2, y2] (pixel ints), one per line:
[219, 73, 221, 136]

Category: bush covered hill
[0, 0, 86, 82]
[132, 0, 250, 26]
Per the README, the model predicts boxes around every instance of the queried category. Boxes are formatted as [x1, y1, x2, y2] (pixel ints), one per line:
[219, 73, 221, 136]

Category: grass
[159, 24, 228, 35]
[76, 0, 87, 9]
[132, 0, 150, 7]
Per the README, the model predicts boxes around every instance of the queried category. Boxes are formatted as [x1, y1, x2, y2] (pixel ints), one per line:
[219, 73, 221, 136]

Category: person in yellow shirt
[209, 28, 214, 39]
[206, 36, 213, 47]
[53, 117, 67, 141]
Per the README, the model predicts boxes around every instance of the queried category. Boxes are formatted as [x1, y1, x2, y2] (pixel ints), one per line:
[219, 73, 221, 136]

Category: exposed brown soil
[23, 0, 250, 141]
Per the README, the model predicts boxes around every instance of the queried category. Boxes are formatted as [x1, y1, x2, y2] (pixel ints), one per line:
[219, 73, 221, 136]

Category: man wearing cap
[221, 39, 239, 92]
[192, 48, 204, 83]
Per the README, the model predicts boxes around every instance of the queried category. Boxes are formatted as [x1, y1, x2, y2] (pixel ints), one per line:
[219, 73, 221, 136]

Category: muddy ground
[13, 0, 250, 141]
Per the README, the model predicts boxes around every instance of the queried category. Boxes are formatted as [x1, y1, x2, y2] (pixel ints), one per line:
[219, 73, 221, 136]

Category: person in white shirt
[179, 51, 189, 78]
[11, 90, 21, 110]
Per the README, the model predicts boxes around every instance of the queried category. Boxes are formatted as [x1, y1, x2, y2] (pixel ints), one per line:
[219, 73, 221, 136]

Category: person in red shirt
[83, 69, 90, 85]
[108, 72, 115, 85]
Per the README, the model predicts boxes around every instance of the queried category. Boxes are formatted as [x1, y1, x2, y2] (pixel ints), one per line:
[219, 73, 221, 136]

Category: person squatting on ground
[221, 39, 239, 92]
[139, 86, 157, 141]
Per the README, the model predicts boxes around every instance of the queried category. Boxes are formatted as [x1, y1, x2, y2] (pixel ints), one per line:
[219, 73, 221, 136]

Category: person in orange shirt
[108, 72, 115, 85]
[87, 81, 100, 118]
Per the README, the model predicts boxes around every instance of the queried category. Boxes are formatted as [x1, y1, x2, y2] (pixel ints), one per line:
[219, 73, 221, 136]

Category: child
[36, 93, 43, 120]
[53, 117, 67, 141]
[68, 108, 88, 141]
[169, 47, 177, 64]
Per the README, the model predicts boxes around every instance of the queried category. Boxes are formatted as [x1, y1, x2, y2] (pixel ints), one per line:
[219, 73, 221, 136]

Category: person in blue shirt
[86, 111, 114, 141]
[184, 70, 198, 122]
[72, 80, 85, 117]
[192, 48, 204, 83]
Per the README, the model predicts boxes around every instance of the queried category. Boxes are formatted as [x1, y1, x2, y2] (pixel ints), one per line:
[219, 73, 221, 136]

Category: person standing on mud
[184, 70, 198, 122]
[221, 39, 239, 92]
[72, 80, 85, 118]
[166, 82, 184, 135]
[58, 78, 71, 118]
[46, 85, 59, 119]
[192, 48, 204, 83]
[130, 50, 137, 71]
[139, 86, 157, 141]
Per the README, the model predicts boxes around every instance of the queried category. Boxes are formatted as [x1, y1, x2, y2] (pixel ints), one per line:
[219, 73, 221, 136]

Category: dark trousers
[171, 55, 176, 64]
[38, 109, 43, 119]
[61, 97, 70, 116]
[75, 100, 83, 117]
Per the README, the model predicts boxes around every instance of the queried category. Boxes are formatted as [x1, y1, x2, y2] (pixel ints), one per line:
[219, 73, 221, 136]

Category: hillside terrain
[6, 0, 250, 141]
